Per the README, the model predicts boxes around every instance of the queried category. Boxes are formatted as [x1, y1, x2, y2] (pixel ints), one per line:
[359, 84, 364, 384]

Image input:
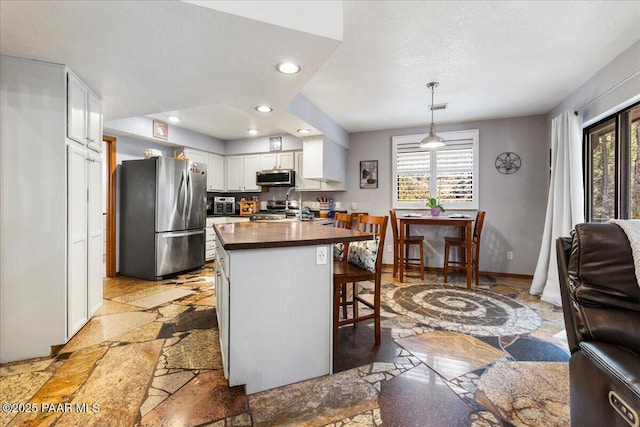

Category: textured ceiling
[302, 1, 640, 132]
[1, 1, 639, 141]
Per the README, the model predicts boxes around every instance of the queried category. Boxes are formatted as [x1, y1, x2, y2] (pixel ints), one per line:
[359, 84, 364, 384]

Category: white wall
[334, 115, 548, 276]
[0, 56, 68, 361]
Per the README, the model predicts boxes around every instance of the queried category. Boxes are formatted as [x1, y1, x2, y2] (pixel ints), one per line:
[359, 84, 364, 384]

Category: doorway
[103, 135, 116, 277]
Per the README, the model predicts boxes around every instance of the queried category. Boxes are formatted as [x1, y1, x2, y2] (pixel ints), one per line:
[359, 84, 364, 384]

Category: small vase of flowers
[427, 197, 445, 216]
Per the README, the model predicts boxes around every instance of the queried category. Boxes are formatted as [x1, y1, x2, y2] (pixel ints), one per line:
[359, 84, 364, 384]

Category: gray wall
[334, 115, 548, 275]
[105, 116, 226, 154]
[548, 40, 640, 127]
[288, 93, 350, 149]
[224, 134, 303, 155]
[114, 135, 174, 164]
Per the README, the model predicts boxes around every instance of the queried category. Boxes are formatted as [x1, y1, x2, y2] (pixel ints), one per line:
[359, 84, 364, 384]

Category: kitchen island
[214, 221, 372, 394]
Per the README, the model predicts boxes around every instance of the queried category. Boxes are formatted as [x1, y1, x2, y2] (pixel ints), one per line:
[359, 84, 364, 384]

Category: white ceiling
[1, 1, 639, 142]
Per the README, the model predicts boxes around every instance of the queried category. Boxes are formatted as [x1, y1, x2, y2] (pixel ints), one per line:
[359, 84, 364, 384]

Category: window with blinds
[392, 130, 479, 209]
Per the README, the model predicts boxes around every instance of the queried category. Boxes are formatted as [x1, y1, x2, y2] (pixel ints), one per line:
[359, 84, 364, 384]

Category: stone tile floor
[0, 264, 569, 426]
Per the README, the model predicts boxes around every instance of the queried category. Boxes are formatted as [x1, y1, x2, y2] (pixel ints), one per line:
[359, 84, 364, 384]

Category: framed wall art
[360, 160, 378, 189]
[153, 120, 168, 140]
[269, 136, 282, 151]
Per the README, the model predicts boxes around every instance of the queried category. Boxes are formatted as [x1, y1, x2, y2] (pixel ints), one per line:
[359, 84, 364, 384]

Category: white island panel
[225, 245, 332, 394]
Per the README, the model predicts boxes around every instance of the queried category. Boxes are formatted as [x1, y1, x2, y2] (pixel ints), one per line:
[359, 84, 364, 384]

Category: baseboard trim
[382, 264, 532, 280]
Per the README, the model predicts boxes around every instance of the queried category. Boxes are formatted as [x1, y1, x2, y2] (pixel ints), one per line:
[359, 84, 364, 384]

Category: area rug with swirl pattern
[384, 284, 543, 337]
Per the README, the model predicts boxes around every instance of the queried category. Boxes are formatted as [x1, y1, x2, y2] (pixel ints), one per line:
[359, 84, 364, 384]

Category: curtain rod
[574, 69, 640, 116]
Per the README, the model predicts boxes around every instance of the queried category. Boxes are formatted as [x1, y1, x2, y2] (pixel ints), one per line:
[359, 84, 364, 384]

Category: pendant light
[419, 82, 446, 149]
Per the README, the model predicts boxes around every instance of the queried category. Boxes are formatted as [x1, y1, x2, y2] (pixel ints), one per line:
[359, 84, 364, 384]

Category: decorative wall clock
[495, 152, 521, 175]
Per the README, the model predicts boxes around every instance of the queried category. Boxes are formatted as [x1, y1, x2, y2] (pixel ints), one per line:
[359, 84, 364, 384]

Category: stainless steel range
[250, 200, 299, 221]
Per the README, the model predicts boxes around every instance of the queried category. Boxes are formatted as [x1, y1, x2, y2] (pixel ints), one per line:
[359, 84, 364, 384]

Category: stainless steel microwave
[256, 169, 296, 187]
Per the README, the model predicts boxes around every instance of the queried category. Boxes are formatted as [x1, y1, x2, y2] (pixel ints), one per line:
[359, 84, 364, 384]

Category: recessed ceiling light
[255, 105, 273, 113]
[297, 128, 311, 134]
[247, 128, 259, 135]
[276, 62, 301, 75]
[167, 115, 181, 123]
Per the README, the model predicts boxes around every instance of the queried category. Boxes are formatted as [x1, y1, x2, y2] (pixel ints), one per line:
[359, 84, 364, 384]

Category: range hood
[302, 136, 346, 183]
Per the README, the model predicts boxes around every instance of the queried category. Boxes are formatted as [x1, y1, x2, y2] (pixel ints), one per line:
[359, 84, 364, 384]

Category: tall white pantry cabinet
[0, 56, 103, 363]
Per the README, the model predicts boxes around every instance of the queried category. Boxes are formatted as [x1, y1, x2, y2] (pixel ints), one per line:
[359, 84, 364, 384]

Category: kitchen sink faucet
[285, 186, 302, 222]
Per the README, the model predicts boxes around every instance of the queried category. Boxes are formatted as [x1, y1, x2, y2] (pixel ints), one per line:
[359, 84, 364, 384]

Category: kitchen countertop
[207, 214, 249, 218]
[214, 221, 372, 250]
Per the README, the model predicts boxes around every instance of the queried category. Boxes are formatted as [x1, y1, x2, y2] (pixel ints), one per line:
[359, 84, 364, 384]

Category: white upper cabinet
[243, 155, 261, 191]
[182, 148, 225, 192]
[259, 152, 295, 171]
[295, 150, 344, 192]
[67, 71, 102, 152]
[277, 152, 295, 170]
[226, 154, 262, 192]
[295, 151, 320, 191]
[87, 91, 102, 152]
[260, 153, 277, 170]
[184, 148, 207, 164]
[67, 73, 87, 145]
[207, 153, 224, 191]
[226, 156, 243, 191]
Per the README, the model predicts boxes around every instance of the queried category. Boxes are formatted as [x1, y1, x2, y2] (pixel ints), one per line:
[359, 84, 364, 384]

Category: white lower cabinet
[67, 145, 103, 337]
[205, 218, 216, 261]
[215, 242, 230, 379]
[207, 217, 249, 261]
[67, 145, 89, 337]
[87, 150, 104, 316]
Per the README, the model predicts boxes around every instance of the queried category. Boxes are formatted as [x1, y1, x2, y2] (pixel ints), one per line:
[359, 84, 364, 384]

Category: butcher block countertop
[214, 221, 372, 250]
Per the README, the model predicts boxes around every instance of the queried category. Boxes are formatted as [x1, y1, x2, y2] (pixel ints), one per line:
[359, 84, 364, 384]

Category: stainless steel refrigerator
[120, 156, 207, 280]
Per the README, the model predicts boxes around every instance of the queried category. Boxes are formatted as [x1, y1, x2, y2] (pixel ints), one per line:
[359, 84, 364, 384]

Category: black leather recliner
[557, 222, 640, 427]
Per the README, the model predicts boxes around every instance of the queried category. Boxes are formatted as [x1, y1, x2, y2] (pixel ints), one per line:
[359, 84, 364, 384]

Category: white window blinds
[392, 130, 479, 209]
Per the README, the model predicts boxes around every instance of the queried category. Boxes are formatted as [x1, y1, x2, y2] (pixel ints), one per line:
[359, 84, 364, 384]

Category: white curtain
[530, 111, 584, 306]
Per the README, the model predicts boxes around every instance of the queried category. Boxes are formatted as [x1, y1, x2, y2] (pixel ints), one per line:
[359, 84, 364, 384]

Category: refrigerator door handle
[162, 230, 204, 238]
[186, 169, 194, 220]
[180, 169, 188, 219]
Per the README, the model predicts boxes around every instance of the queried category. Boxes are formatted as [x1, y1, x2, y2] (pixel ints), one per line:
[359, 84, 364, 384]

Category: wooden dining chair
[443, 211, 486, 287]
[333, 213, 353, 229]
[389, 210, 424, 280]
[333, 213, 353, 318]
[333, 214, 388, 354]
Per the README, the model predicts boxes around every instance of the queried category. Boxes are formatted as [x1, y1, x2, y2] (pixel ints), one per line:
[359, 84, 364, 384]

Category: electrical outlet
[507, 251, 514, 260]
[316, 246, 328, 265]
